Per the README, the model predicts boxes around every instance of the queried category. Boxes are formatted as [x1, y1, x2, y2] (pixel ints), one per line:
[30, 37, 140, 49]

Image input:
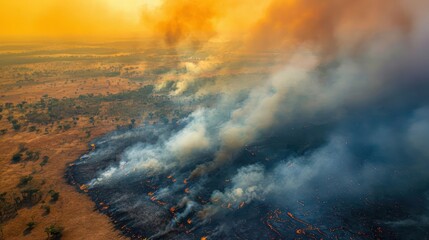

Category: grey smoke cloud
[68, 1, 429, 239]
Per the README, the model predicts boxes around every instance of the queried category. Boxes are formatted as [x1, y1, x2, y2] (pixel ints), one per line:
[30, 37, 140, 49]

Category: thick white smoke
[78, 1, 429, 238]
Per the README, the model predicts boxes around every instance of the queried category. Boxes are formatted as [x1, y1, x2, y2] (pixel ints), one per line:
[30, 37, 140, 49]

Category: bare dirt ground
[0, 55, 136, 239]
[0, 61, 144, 104]
[0, 111, 126, 240]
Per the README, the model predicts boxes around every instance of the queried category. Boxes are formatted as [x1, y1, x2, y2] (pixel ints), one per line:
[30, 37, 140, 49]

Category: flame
[287, 211, 311, 226]
[148, 192, 154, 196]
[264, 209, 284, 236]
[156, 200, 167, 206]
[170, 207, 176, 213]
[167, 175, 176, 182]
[239, 202, 245, 208]
[184, 178, 188, 184]
[187, 218, 192, 224]
[184, 188, 190, 193]
[201, 237, 207, 240]
[80, 184, 89, 192]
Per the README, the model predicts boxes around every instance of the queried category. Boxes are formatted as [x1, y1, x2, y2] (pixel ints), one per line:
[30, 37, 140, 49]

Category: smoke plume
[68, 0, 429, 239]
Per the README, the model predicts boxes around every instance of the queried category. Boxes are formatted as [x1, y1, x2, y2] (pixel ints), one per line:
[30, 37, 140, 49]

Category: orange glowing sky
[0, 0, 413, 51]
[0, 0, 267, 41]
[0, 0, 160, 40]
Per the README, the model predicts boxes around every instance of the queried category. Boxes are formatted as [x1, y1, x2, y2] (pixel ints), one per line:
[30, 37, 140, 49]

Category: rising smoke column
[78, 0, 429, 239]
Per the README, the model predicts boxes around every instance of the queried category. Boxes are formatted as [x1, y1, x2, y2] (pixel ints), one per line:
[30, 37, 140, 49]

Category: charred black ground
[67, 113, 429, 239]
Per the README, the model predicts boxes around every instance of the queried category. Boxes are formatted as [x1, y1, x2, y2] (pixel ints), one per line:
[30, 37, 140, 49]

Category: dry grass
[0, 118, 126, 240]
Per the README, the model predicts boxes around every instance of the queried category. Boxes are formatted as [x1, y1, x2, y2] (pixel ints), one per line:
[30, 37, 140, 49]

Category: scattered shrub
[40, 156, 49, 167]
[23, 220, 36, 235]
[48, 190, 59, 202]
[12, 123, 21, 131]
[26, 221, 36, 230]
[25, 151, 40, 161]
[17, 175, 33, 187]
[0, 129, 7, 135]
[45, 224, 63, 240]
[41, 205, 50, 215]
[12, 153, 22, 163]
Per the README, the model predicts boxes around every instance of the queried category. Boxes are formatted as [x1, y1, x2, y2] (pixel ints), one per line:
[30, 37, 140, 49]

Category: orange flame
[187, 218, 192, 224]
[157, 200, 167, 206]
[184, 188, 190, 193]
[170, 207, 176, 213]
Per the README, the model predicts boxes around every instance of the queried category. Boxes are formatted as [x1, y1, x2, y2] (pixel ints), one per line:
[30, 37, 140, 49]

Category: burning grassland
[63, 1, 429, 239]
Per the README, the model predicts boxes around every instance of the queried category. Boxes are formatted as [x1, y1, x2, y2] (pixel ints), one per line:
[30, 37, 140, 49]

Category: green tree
[40, 156, 49, 167]
[26, 221, 36, 231]
[48, 190, 59, 202]
[17, 175, 33, 187]
[12, 153, 22, 163]
[42, 205, 50, 215]
[45, 224, 63, 240]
